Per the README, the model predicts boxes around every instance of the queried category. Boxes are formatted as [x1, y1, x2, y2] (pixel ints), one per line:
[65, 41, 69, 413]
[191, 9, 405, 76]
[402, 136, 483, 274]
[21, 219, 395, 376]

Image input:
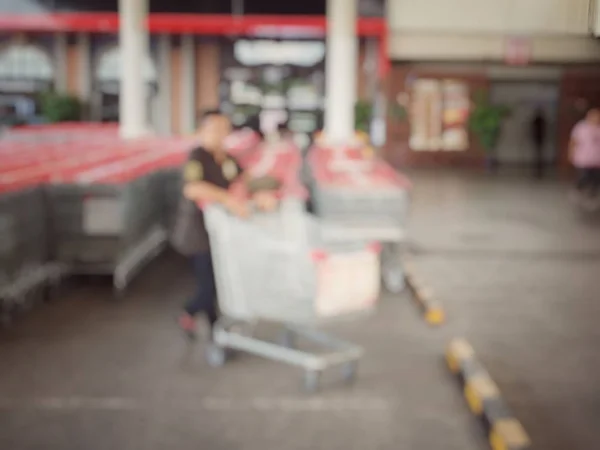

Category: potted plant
[389, 102, 408, 123]
[469, 91, 510, 172]
[39, 91, 82, 123]
[355, 100, 373, 133]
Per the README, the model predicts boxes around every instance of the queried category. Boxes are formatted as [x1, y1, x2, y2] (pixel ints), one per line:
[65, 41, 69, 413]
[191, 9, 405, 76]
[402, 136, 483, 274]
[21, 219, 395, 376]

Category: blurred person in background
[569, 107, 600, 208]
[244, 114, 264, 139]
[531, 107, 547, 179]
[172, 110, 277, 340]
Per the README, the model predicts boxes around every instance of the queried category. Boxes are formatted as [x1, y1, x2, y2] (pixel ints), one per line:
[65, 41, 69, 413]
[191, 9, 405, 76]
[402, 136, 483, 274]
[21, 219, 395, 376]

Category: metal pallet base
[114, 225, 168, 294]
[0, 263, 69, 323]
[209, 319, 363, 392]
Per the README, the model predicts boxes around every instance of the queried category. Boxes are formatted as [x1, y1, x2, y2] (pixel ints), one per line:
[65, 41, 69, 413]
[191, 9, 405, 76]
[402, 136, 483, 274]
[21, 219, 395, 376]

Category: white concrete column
[53, 33, 68, 93]
[324, 0, 358, 143]
[156, 34, 172, 135]
[118, 0, 149, 139]
[364, 38, 379, 100]
[76, 33, 92, 102]
[181, 34, 196, 135]
[77, 33, 94, 119]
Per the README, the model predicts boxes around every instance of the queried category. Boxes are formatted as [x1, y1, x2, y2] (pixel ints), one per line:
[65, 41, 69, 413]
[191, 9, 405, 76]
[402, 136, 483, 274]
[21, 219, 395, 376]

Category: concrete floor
[0, 170, 598, 449]
[407, 171, 600, 450]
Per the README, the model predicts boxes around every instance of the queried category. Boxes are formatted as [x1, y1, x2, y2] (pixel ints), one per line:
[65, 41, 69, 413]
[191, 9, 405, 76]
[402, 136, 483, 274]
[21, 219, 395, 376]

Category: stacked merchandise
[307, 143, 412, 293]
[240, 139, 307, 201]
[224, 128, 262, 161]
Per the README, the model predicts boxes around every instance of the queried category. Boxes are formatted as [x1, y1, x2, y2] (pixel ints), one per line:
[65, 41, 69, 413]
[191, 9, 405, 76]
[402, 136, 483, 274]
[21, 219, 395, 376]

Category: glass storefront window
[221, 37, 326, 147]
[409, 78, 470, 152]
[234, 40, 326, 67]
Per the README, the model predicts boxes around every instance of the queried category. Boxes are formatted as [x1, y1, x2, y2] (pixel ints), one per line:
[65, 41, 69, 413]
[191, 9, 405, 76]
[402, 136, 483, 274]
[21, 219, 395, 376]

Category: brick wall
[557, 67, 600, 171]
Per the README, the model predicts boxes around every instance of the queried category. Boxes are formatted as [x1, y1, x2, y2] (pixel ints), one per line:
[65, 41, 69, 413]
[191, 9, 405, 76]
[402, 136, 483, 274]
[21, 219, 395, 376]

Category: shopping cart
[0, 125, 121, 321]
[0, 185, 66, 324]
[307, 144, 412, 293]
[203, 199, 381, 391]
[46, 145, 188, 297]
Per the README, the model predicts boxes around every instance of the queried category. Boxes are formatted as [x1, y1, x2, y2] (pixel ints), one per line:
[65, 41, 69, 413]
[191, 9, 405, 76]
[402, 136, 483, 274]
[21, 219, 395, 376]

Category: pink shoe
[179, 314, 197, 340]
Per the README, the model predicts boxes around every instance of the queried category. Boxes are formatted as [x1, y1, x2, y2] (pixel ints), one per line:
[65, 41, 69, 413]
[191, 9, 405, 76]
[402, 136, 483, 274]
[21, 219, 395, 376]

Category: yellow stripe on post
[416, 287, 433, 303]
[403, 260, 414, 276]
[361, 145, 375, 159]
[425, 306, 445, 325]
[490, 419, 531, 450]
[465, 374, 500, 415]
[449, 339, 475, 361]
[446, 350, 459, 373]
[446, 339, 473, 373]
[464, 382, 483, 415]
[470, 375, 501, 399]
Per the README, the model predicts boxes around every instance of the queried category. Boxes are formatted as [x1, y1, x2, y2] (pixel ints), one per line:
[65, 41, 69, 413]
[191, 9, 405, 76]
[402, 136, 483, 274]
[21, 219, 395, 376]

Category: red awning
[0, 13, 390, 76]
[0, 13, 384, 35]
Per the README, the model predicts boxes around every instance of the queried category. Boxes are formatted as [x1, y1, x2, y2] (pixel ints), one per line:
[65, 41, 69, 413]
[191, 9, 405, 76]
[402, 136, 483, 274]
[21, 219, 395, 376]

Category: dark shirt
[532, 114, 546, 147]
[178, 146, 243, 253]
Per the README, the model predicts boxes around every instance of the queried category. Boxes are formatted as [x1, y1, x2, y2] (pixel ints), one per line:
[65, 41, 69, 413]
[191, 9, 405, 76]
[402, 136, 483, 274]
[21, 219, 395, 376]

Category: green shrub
[355, 100, 372, 132]
[39, 91, 82, 123]
[469, 91, 510, 152]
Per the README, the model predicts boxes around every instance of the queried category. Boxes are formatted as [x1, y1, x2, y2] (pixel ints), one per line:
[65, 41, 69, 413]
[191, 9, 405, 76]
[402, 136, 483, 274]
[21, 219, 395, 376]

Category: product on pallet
[307, 143, 412, 293]
[308, 144, 411, 236]
[203, 199, 380, 391]
[243, 140, 302, 175]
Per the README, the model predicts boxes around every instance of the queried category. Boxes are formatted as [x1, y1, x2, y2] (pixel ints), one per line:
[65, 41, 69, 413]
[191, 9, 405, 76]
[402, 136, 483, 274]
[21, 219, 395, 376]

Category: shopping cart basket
[0, 186, 65, 324]
[204, 199, 381, 391]
[46, 150, 186, 297]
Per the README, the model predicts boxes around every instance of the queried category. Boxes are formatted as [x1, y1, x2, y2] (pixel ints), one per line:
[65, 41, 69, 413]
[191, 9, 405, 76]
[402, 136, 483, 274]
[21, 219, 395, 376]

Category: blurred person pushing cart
[171, 110, 276, 340]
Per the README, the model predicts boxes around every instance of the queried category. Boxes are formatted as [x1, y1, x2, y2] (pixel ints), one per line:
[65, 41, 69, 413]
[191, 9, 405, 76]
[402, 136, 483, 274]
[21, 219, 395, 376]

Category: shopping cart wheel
[382, 265, 406, 294]
[303, 370, 321, 393]
[381, 244, 406, 294]
[280, 329, 296, 349]
[205, 343, 227, 367]
[113, 286, 127, 301]
[341, 361, 358, 383]
[1, 310, 13, 328]
[42, 284, 58, 303]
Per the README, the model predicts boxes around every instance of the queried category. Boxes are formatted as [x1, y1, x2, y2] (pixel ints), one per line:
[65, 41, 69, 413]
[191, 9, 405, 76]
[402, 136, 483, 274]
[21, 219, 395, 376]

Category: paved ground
[407, 170, 600, 450]
[0, 170, 598, 449]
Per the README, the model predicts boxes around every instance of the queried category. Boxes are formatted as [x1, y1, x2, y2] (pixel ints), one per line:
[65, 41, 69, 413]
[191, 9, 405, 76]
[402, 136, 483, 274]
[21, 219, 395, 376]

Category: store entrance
[490, 81, 560, 169]
[219, 38, 326, 149]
